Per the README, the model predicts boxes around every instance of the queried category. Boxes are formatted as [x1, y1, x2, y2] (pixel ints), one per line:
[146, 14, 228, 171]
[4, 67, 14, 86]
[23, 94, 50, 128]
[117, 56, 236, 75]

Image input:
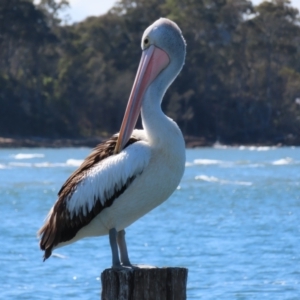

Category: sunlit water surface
[0, 146, 300, 299]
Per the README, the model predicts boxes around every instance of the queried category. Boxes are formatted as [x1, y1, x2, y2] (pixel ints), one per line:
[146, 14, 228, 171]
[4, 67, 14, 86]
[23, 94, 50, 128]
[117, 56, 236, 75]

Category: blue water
[0, 146, 300, 299]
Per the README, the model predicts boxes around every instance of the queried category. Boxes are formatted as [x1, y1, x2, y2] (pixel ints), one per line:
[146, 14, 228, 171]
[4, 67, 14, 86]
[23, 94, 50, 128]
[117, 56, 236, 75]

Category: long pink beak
[114, 45, 170, 154]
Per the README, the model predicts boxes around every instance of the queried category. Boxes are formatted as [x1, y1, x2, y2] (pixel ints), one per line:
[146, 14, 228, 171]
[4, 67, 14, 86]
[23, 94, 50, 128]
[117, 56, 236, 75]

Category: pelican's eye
[144, 38, 149, 45]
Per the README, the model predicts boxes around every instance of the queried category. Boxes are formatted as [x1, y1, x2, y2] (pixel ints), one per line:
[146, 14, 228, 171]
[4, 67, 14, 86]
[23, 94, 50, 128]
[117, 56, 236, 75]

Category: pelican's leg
[109, 228, 121, 268]
[117, 229, 132, 267]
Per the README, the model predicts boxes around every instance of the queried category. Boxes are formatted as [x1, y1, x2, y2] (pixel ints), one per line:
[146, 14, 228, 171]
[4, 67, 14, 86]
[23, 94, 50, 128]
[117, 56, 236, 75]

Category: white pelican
[38, 18, 186, 268]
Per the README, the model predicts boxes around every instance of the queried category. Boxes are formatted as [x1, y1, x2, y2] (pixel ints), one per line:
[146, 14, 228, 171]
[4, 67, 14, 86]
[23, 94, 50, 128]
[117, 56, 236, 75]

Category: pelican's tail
[38, 208, 56, 261]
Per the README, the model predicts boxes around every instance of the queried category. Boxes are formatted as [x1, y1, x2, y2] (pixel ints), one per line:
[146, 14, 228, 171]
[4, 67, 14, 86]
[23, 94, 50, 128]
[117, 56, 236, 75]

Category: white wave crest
[51, 253, 67, 259]
[239, 146, 276, 151]
[193, 159, 224, 165]
[213, 142, 228, 149]
[272, 157, 293, 165]
[13, 153, 45, 159]
[195, 175, 252, 186]
[8, 159, 83, 169]
[66, 159, 84, 167]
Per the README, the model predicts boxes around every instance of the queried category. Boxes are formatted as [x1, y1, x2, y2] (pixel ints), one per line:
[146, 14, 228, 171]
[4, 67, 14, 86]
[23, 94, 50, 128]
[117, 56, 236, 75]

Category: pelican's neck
[141, 80, 183, 148]
[141, 97, 164, 144]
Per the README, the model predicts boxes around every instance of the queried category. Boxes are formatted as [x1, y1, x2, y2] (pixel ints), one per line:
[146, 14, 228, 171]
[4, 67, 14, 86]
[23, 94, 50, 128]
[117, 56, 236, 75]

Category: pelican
[38, 18, 186, 268]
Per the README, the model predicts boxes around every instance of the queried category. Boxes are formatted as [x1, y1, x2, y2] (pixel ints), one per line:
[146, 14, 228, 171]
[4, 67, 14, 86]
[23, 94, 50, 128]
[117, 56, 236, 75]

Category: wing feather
[38, 135, 150, 260]
[67, 142, 149, 216]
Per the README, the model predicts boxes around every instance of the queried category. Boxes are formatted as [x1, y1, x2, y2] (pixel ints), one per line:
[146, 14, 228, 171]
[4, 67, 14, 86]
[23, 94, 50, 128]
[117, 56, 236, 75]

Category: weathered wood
[101, 266, 188, 300]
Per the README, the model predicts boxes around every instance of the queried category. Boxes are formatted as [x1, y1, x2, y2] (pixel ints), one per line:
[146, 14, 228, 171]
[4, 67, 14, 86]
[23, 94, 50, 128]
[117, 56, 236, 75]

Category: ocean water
[0, 146, 300, 299]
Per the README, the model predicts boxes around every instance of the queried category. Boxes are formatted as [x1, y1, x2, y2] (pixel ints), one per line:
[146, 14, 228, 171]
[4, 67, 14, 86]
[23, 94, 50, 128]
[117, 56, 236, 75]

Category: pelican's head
[115, 18, 186, 153]
[141, 18, 186, 86]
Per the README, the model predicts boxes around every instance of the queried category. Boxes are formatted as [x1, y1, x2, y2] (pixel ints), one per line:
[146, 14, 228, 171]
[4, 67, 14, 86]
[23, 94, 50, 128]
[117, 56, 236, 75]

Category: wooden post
[101, 266, 188, 300]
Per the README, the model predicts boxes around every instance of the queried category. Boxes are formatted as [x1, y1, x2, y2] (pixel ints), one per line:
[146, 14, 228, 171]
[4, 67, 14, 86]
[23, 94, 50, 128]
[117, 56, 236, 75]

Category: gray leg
[109, 228, 121, 268]
[117, 230, 131, 266]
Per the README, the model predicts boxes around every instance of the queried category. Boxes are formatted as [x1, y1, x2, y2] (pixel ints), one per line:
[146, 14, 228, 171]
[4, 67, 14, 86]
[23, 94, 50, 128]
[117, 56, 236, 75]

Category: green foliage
[0, 0, 300, 144]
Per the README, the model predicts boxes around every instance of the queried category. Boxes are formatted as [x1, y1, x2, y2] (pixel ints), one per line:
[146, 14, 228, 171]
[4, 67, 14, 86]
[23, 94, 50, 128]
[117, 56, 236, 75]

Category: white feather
[66, 141, 150, 217]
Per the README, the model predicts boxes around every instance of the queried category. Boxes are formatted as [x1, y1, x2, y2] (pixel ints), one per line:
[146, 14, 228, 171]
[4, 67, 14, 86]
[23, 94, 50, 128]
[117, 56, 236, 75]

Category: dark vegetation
[1, 0, 300, 145]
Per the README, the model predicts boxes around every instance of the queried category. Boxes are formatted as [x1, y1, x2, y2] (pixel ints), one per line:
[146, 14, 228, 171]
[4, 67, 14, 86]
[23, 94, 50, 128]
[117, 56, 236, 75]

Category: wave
[239, 146, 277, 151]
[213, 142, 228, 149]
[212, 144, 278, 151]
[34, 162, 66, 168]
[188, 157, 298, 168]
[272, 157, 293, 165]
[192, 159, 236, 168]
[51, 253, 67, 259]
[247, 163, 265, 168]
[34, 159, 83, 168]
[193, 159, 224, 165]
[13, 153, 45, 159]
[195, 175, 252, 186]
[66, 159, 84, 167]
[7, 159, 83, 168]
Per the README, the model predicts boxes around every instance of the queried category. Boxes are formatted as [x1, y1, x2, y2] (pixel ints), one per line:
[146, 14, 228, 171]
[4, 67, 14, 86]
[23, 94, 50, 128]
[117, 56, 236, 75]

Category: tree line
[1, 0, 300, 144]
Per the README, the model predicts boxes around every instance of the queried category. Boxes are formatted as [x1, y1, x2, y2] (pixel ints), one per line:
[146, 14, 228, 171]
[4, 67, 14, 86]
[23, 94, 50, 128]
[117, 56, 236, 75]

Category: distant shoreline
[0, 136, 211, 148]
[0, 136, 290, 148]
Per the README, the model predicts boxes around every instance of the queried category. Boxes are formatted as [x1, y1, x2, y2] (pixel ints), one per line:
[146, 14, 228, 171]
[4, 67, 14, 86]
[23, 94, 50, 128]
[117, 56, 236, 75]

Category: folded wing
[38, 135, 150, 260]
